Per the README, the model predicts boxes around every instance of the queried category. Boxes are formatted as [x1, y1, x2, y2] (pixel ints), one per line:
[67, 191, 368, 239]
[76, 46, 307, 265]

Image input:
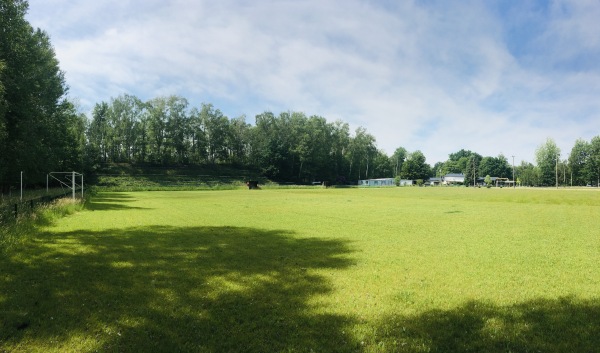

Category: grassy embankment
[1, 187, 599, 352]
[94, 164, 267, 191]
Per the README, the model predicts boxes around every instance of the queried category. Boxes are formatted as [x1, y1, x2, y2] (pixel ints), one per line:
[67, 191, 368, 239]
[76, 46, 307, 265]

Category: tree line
[2, 0, 599, 189]
[0, 0, 87, 190]
[86, 94, 400, 183]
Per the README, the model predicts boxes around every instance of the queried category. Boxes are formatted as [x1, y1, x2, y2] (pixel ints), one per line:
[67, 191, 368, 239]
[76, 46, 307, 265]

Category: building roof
[444, 173, 465, 178]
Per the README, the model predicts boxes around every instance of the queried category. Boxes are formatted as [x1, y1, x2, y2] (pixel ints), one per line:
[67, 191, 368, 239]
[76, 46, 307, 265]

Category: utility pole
[556, 154, 559, 189]
[512, 155, 515, 188]
[473, 158, 476, 187]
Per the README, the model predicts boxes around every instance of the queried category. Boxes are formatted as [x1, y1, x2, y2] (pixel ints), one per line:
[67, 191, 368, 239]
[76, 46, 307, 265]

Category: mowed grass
[1, 187, 599, 352]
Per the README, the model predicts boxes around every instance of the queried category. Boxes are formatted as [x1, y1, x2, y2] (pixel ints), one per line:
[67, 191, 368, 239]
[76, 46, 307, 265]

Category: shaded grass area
[371, 297, 600, 352]
[1, 225, 357, 352]
[2, 188, 600, 352]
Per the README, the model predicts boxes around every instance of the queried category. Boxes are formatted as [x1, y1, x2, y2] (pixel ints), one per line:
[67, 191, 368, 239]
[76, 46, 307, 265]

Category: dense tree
[88, 102, 110, 164]
[400, 150, 431, 181]
[109, 94, 145, 162]
[516, 161, 538, 186]
[372, 150, 393, 178]
[432, 161, 444, 177]
[479, 155, 511, 180]
[391, 147, 407, 177]
[348, 127, 376, 180]
[448, 149, 474, 162]
[330, 120, 350, 180]
[463, 155, 479, 186]
[568, 139, 592, 186]
[0, 0, 83, 188]
[535, 138, 561, 187]
[227, 115, 250, 166]
[590, 136, 600, 187]
[439, 149, 480, 178]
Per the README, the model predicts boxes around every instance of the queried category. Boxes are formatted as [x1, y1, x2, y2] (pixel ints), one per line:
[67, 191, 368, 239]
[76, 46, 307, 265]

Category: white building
[358, 178, 395, 187]
[443, 173, 465, 185]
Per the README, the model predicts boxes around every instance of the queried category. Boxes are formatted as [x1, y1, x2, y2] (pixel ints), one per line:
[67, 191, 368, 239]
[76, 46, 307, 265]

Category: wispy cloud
[27, 0, 600, 164]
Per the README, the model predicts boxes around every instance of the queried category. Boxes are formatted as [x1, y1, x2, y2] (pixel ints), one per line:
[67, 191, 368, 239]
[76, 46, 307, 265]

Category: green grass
[1, 188, 599, 352]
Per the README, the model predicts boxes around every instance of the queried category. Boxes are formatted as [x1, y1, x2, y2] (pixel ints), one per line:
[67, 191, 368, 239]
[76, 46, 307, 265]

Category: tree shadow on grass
[87, 192, 150, 211]
[0, 225, 358, 352]
[371, 297, 600, 353]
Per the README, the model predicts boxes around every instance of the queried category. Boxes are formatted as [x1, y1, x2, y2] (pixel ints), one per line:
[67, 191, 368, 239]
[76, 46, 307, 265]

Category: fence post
[72, 171, 75, 200]
[14, 203, 18, 218]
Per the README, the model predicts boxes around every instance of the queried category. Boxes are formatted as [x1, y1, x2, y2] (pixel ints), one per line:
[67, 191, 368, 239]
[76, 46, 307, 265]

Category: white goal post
[47, 171, 84, 200]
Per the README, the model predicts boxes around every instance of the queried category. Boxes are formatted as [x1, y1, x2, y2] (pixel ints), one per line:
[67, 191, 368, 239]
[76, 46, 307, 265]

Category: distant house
[358, 178, 395, 187]
[477, 177, 515, 187]
[428, 177, 442, 186]
[443, 173, 465, 185]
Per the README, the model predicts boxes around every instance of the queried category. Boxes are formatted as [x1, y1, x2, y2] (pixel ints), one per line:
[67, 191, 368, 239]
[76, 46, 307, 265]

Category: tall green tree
[88, 102, 110, 163]
[348, 127, 376, 180]
[227, 115, 250, 166]
[391, 147, 407, 177]
[516, 161, 539, 186]
[0, 0, 76, 187]
[568, 139, 592, 186]
[479, 155, 511, 179]
[164, 96, 189, 164]
[373, 149, 393, 178]
[0, 60, 7, 183]
[330, 120, 350, 181]
[108, 94, 145, 162]
[535, 138, 561, 187]
[146, 97, 169, 164]
[400, 150, 431, 181]
[201, 103, 230, 165]
[252, 111, 289, 179]
[590, 136, 600, 187]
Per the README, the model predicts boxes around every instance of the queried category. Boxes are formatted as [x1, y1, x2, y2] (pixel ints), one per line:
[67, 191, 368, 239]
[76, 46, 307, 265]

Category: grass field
[1, 187, 599, 352]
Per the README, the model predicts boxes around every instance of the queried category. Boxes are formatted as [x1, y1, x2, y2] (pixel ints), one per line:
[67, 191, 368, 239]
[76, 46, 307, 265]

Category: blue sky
[26, 0, 600, 164]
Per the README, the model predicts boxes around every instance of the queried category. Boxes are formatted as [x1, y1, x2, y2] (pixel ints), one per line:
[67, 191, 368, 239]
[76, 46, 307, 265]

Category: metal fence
[0, 189, 75, 223]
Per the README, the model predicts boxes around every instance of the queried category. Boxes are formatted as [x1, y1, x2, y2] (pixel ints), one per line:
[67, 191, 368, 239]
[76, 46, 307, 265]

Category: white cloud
[25, 0, 600, 165]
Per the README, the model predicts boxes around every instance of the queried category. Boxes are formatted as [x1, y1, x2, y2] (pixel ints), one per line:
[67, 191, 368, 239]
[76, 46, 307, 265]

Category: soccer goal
[47, 172, 84, 200]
